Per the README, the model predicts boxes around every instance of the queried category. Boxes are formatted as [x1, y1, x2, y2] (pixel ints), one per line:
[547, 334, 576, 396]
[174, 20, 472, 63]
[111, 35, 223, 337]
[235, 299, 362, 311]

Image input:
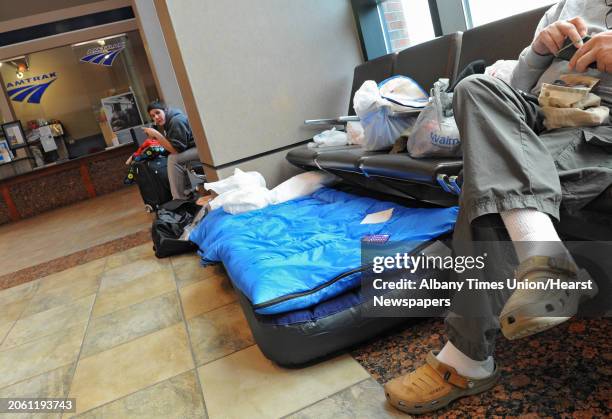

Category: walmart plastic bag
[354, 76, 427, 151]
[407, 79, 461, 158]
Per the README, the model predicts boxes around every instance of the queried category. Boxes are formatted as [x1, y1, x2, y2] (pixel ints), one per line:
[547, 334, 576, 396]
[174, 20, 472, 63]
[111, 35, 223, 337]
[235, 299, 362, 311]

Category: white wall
[164, 0, 363, 170]
[132, 0, 185, 110]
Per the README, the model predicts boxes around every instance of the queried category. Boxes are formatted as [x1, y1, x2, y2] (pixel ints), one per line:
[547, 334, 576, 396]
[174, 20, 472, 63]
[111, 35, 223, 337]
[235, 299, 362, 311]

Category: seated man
[385, 0, 612, 415]
[144, 101, 199, 200]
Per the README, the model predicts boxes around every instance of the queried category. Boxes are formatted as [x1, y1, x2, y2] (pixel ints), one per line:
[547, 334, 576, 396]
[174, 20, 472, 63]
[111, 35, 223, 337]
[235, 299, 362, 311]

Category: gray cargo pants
[167, 147, 200, 200]
[445, 74, 612, 360]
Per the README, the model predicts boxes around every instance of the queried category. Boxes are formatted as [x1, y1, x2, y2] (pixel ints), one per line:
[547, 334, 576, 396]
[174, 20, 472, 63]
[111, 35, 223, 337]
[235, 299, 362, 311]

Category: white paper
[360, 208, 394, 224]
[38, 125, 57, 152]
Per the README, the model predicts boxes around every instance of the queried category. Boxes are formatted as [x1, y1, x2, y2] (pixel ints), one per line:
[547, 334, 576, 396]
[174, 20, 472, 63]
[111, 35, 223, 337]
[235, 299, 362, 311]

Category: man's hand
[142, 127, 161, 139]
[532, 17, 588, 56]
[569, 31, 612, 73]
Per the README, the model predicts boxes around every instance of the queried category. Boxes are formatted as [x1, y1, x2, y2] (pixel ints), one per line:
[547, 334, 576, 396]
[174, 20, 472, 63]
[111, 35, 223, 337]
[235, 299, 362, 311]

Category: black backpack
[151, 199, 202, 258]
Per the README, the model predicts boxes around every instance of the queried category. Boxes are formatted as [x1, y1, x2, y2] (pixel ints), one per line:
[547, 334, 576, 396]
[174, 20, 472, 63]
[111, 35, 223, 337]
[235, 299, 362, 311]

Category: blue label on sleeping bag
[190, 188, 458, 315]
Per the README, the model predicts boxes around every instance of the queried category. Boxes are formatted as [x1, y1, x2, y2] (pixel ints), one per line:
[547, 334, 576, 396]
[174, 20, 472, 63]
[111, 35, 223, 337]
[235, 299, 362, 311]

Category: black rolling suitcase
[134, 157, 173, 212]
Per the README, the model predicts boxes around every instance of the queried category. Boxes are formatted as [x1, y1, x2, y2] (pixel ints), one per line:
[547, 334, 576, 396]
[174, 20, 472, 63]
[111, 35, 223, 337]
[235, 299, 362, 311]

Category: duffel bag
[151, 199, 202, 258]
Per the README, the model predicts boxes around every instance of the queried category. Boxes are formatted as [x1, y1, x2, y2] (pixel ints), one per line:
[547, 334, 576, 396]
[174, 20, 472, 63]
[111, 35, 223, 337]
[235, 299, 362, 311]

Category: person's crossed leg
[384, 28, 610, 412]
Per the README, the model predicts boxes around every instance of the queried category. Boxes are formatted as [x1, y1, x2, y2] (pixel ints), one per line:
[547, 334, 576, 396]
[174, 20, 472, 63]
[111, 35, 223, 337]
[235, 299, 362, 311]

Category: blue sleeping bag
[190, 188, 458, 315]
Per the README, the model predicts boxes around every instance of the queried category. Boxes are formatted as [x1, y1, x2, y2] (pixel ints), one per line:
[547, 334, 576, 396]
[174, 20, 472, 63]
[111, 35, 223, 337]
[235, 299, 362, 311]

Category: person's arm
[142, 127, 178, 154]
[164, 119, 192, 153]
[509, 2, 585, 92]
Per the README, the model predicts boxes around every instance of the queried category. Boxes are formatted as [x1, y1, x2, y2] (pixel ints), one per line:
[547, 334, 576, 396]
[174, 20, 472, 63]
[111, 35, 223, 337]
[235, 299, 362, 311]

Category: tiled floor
[0, 186, 151, 277]
[0, 193, 609, 418]
[0, 246, 390, 418]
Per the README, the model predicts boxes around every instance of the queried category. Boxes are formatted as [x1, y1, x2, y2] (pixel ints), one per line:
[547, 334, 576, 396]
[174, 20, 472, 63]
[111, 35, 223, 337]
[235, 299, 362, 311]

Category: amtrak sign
[80, 41, 125, 66]
[6, 72, 58, 104]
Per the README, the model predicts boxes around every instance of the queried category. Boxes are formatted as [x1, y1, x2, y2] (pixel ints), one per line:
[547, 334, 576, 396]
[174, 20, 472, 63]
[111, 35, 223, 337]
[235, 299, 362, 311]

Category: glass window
[465, 0, 554, 28]
[0, 31, 158, 166]
[381, 0, 436, 52]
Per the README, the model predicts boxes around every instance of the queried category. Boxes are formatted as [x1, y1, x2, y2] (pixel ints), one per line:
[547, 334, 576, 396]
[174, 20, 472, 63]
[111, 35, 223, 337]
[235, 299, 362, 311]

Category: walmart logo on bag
[80, 42, 125, 66]
[6, 72, 58, 104]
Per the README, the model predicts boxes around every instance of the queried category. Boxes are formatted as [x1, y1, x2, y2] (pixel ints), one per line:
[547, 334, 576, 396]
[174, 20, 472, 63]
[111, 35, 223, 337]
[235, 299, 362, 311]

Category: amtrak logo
[6, 72, 57, 104]
[80, 42, 125, 66]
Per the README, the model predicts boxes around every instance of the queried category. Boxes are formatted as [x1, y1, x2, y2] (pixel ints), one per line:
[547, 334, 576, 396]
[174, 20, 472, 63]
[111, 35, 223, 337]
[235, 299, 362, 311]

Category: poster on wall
[38, 125, 58, 152]
[1, 121, 27, 149]
[0, 140, 14, 164]
[101, 91, 143, 134]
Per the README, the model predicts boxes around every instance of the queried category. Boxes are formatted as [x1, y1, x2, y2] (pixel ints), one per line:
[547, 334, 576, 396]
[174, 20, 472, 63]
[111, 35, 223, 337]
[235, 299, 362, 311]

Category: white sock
[436, 341, 494, 379]
[500, 208, 571, 263]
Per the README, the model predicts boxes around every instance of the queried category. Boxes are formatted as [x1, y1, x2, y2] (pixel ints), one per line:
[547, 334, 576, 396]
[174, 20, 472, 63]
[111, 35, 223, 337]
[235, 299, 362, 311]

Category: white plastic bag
[346, 121, 365, 145]
[407, 79, 461, 158]
[208, 169, 337, 215]
[308, 128, 348, 148]
[354, 77, 426, 151]
[204, 168, 266, 195]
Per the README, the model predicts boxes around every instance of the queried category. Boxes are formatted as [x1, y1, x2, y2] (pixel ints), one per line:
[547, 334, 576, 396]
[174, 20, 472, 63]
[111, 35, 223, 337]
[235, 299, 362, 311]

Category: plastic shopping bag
[204, 168, 266, 196]
[354, 77, 427, 151]
[307, 127, 348, 148]
[407, 79, 461, 158]
[346, 121, 365, 145]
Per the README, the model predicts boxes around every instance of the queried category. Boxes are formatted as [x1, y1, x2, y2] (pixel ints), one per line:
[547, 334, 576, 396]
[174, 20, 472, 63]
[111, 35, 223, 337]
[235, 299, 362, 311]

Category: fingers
[557, 20, 584, 48]
[541, 31, 561, 55]
[598, 61, 606, 73]
[575, 48, 598, 72]
[568, 16, 588, 38]
[569, 37, 595, 69]
[547, 25, 565, 51]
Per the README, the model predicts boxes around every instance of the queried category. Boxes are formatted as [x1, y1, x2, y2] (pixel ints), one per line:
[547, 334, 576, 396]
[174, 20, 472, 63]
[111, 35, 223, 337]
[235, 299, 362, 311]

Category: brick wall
[381, 0, 411, 51]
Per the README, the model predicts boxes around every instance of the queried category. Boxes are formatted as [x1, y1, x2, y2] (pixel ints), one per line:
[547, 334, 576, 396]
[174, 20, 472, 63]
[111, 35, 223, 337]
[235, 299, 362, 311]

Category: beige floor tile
[92, 268, 175, 318]
[73, 371, 205, 419]
[0, 363, 75, 419]
[179, 275, 236, 320]
[198, 346, 370, 419]
[36, 259, 106, 294]
[172, 255, 226, 289]
[99, 259, 171, 292]
[188, 302, 254, 366]
[82, 292, 182, 358]
[0, 322, 86, 389]
[285, 378, 402, 419]
[0, 299, 29, 325]
[0, 322, 14, 345]
[0, 281, 40, 327]
[0, 280, 39, 306]
[104, 243, 166, 270]
[69, 323, 194, 415]
[22, 275, 100, 318]
[2, 294, 95, 350]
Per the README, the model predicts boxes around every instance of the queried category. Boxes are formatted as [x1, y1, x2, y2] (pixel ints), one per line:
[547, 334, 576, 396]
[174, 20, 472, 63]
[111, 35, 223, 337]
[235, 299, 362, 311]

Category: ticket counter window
[0, 30, 157, 172]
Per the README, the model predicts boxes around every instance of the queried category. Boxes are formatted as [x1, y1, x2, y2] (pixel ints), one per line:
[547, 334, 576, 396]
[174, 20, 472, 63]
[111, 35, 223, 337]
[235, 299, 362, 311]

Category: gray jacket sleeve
[166, 120, 191, 153]
[510, 2, 565, 92]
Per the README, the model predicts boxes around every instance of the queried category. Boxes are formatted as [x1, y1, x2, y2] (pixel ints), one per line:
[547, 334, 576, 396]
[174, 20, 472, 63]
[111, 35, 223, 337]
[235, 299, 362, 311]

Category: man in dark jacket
[144, 101, 198, 199]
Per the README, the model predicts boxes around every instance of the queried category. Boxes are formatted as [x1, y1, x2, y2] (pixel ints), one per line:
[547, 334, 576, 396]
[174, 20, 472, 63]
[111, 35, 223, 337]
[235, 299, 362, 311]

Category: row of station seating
[287, 5, 611, 240]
